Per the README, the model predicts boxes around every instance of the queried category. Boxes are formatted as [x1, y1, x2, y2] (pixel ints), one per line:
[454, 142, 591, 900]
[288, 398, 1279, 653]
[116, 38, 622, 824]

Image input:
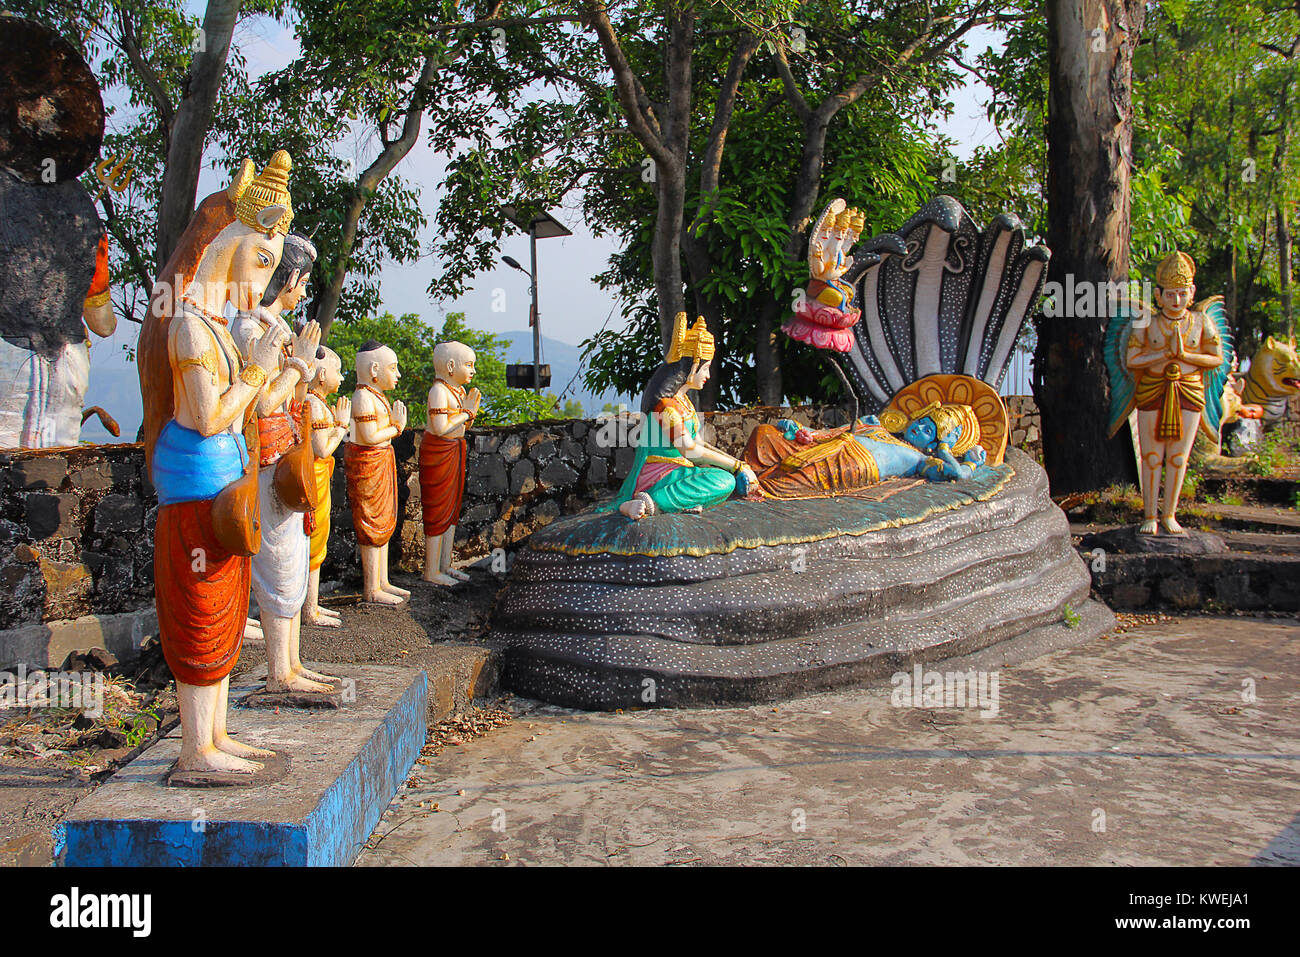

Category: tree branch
[582, 0, 674, 171]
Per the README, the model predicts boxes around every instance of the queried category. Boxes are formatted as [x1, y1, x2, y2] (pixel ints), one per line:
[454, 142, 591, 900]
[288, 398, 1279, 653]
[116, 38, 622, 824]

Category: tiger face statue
[1242, 336, 1300, 423]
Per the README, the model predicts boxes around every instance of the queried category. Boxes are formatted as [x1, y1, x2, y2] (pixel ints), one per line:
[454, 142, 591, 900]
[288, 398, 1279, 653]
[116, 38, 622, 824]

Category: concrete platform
[360, 616, 1300, 866]
[59, 664, 426, 866]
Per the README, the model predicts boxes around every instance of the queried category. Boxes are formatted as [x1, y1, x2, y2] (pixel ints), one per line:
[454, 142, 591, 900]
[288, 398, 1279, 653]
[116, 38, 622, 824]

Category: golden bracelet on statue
[239, 364, 267, 388]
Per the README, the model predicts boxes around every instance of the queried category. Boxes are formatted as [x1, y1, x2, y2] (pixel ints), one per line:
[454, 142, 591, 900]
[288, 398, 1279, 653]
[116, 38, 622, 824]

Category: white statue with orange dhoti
[420, 341, 480, 585]
[345, 340, 409, 604]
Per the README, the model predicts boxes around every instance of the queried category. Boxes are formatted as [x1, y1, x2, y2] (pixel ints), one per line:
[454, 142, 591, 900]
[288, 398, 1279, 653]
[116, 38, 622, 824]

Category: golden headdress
[881, 400, 980, 455]
[1155, 250, 1195, 289]
[666, 312, 715, 363]
[233, 150, 294, 236]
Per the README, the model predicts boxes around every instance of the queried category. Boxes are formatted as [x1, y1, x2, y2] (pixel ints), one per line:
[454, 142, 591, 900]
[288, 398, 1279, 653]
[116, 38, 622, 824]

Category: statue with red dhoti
[138, 152, 296, 776]
[345, 340, 409, 603]
[420, 341, 480, 585]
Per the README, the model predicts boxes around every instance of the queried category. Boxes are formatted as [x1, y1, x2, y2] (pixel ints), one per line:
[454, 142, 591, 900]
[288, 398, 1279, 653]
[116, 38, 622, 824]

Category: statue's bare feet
[267, 673, 335, 694]
[363, 589, 404, 605]
[620, 498, 648, 521]
[381, 582, 411, 599]
[447, 567, 471, 582]
[244, 618, 263, 639]
[294, 664, 340, 684]
[1161, 516, 1185, 535]
[178, 747, 263, 775]
[426, 572, 459, 586]
[214, 733, 274, 759]
[1138, 518, 1159, 535]
[304, 608, 342, 627]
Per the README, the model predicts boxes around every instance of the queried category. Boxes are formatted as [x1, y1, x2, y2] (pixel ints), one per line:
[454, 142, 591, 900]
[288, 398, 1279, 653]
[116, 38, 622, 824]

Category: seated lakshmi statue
[605, 313, 758, 520]
[744, 377, 1002, 500]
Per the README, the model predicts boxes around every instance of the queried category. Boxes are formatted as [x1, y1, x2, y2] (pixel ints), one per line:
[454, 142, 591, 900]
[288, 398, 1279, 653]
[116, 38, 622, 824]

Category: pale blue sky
[81, 14, 1002, 440]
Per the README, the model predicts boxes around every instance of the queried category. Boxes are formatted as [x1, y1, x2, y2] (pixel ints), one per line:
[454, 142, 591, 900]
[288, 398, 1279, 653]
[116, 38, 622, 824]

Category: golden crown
[234, 150, 294, 236]
[666, 312, 716, 364]
[883, 400, 980, 455]
[1155, 250, 1195, 289]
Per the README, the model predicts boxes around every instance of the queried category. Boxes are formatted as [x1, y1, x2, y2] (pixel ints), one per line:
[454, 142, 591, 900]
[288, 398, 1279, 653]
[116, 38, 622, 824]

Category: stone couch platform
[59, 664, 425, 866]
[489, 449, 1112, 710]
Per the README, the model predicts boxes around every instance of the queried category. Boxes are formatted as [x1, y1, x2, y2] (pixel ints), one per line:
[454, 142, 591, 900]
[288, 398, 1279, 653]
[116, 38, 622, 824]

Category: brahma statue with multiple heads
[783, 199, 868, 352]
[1105, 250, 1232, 535]
[139, 151, 305, 777]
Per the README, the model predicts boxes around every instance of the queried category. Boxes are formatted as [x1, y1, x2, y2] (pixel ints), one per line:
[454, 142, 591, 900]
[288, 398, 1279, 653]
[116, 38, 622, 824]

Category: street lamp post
[501, 205, 571, 396]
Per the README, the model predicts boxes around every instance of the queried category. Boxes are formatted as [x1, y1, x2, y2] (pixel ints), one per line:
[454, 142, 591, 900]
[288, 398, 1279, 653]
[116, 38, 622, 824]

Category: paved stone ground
[358, 615, 1300, 866]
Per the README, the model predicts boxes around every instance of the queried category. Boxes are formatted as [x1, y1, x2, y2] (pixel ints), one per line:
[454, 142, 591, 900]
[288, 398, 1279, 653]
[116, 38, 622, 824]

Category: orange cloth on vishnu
[154, 498, 250, 687]
[344, 441, 397, 547]
[744, 423, 879, 500]
[309, 456, 334, 569]
[419, 433, 467, 537]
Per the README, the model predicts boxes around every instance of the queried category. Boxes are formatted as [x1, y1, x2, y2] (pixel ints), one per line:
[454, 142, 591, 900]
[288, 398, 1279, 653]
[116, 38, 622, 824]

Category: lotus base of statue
[488, 448, 1112, 710]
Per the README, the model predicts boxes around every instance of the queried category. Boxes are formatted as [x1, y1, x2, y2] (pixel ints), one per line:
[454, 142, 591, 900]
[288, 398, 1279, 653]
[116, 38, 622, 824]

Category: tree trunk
[755, 114, 834, 406]
[651, 166, 688, 348]
[1036, 0, 1144, 494]
[1280, 203, 1294, 338]
[312, 53, 440, 340]
[154, 0, 243, 272]
[754, 298, 784, 406]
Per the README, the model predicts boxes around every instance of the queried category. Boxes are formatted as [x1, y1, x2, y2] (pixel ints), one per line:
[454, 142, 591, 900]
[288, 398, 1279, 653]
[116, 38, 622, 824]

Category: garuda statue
[1105, 250, 1232, 534]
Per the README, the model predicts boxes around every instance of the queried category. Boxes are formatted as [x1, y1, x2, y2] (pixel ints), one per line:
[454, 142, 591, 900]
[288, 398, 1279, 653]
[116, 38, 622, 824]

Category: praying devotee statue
[138, 153, 295, 776]
[1106, 250, 1232, 534]
[605, 313, 758, 520]
[346, 340, 409, 603]
[230, 227, 337, 693]
[420, 341, 480, 585]
[303, 347, 350, 625]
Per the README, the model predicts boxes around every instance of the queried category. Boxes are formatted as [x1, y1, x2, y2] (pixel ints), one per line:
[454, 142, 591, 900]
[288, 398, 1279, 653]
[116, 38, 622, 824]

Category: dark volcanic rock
[1081, 525, 1229, 556]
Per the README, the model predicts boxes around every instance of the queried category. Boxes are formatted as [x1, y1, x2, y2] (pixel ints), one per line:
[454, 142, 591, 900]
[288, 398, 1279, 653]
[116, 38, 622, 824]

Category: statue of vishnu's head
[887, 401, 981, 456]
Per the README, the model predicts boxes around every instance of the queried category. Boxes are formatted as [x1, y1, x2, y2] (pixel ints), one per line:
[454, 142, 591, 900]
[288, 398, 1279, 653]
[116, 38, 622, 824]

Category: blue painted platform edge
[59, 670, 428, 867]
[305, 670, 427, 867]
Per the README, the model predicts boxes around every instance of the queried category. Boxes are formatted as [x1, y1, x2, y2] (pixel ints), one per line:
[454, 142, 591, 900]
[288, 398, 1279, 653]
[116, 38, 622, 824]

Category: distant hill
[498, 331, 633, 417]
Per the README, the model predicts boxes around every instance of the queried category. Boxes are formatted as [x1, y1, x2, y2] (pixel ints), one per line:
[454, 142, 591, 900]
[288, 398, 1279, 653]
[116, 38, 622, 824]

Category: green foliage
[1062, 604, 1081, 629]
[1130, 1, 1300, 345]
[329, 312, 564, 427]
[1248, 429, 1291, 476]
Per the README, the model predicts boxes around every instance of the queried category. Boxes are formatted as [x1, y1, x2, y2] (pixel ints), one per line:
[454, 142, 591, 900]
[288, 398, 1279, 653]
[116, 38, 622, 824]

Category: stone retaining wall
[1004, 395, 1042, 462]
[0, 406, 843, 661]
